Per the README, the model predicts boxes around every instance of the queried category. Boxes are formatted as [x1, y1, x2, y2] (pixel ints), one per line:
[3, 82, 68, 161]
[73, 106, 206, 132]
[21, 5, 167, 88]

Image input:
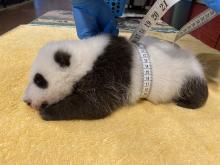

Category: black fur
[54, 50, 71, 67]
[174, 77, 208, 109]
[40, 36, 133, 120]
[34, 73, 48, 89]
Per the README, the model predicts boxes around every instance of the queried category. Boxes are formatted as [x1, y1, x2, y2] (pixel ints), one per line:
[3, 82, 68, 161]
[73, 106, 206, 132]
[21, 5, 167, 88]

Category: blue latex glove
[203, 0, 220, 13]
[72, 0, 119, 39]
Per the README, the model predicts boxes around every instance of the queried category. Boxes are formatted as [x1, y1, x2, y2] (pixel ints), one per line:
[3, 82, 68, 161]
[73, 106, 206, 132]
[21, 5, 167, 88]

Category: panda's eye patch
[54, 50, 71, 67]
[34, 73, 48, 89]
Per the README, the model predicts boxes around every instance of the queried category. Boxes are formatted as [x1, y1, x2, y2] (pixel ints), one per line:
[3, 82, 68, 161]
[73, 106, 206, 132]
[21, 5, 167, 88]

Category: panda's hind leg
[173, 76, 208, 109]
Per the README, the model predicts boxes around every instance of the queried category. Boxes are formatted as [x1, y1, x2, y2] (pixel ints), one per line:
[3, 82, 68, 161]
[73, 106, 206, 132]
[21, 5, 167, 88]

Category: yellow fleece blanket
[0, 25, 220, 165]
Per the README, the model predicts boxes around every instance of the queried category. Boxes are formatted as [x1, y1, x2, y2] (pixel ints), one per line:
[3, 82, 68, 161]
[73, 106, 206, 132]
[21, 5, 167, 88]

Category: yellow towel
[0, 25, 220, 165]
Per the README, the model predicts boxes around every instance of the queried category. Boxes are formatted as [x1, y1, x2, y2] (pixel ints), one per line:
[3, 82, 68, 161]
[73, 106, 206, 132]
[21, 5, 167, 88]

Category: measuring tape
[130, 0, 219, 43]
[130, 0, 180, 43]
[174, 8, 218, 42]
[135, 43, 153, 98]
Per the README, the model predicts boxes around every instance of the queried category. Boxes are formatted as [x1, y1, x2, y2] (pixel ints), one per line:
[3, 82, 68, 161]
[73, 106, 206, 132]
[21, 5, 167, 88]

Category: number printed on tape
[174, 8, 218, 42]
[136, 43, 153, 98]
[129, 0, 219, 44]
[130, 0, 180, 43]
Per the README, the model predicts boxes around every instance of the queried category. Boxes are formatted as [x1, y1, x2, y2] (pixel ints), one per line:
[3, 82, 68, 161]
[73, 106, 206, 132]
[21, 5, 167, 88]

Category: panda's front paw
[39, 108, 60, 121]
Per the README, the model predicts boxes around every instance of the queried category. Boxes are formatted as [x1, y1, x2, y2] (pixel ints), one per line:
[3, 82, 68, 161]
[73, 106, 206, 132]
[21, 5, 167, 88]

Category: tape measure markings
[130, 0, 180, 43]
[135, 43, 153, 98]
[130, 0, 219, 43]
[174, 8, 218, 42]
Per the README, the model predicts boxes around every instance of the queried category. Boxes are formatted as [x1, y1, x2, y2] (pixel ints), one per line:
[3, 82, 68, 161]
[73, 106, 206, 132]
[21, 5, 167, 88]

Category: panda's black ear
[54, 50, 71, 68]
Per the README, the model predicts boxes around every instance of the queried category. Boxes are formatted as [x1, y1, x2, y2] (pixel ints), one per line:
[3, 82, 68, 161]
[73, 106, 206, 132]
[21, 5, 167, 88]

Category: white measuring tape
[174, 8, 218, 42]
[130, 0, 180, 43]
[135, 43, 153, 98]
[130, 0, 219, 43]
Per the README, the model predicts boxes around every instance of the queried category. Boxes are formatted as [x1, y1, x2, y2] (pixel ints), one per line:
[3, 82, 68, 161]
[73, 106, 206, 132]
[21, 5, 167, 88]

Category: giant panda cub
[23, 35, 208, 120]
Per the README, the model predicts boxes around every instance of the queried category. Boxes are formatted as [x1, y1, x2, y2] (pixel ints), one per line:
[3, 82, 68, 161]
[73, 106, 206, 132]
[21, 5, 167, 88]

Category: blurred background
[0, 0, 219, 50]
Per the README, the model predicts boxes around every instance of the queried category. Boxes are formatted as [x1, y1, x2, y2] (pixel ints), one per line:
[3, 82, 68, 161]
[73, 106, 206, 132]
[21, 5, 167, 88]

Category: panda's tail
[174, 76, 208, 109]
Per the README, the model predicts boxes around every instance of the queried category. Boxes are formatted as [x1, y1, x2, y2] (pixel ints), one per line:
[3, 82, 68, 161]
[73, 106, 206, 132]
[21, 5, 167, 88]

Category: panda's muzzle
[23, 98, 48, 110]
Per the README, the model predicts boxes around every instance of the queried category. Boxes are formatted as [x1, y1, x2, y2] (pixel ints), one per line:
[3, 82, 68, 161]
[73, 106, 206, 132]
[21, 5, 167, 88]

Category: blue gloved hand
[72, 0, 119, 39]
[203, 0, 220, 13]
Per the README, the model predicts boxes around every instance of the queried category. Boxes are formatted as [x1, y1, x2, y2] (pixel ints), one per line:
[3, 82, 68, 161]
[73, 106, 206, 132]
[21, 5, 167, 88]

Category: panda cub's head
[23, 36, 110, 110]
[23, 41, 76, 110]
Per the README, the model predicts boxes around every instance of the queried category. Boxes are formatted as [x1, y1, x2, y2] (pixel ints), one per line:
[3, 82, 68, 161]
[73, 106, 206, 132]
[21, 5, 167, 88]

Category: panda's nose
[23, 99, 32, 106]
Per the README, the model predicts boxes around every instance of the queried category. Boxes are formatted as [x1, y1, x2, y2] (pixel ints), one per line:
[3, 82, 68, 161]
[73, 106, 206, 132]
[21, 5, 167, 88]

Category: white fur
[129, 36, 205, 104]
[128, 44, 143, 104]
[23, 35, 110, 109]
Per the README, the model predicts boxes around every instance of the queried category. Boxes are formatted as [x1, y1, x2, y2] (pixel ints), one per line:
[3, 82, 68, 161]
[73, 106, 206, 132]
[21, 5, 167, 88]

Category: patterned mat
[30, 10, 178, 33]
